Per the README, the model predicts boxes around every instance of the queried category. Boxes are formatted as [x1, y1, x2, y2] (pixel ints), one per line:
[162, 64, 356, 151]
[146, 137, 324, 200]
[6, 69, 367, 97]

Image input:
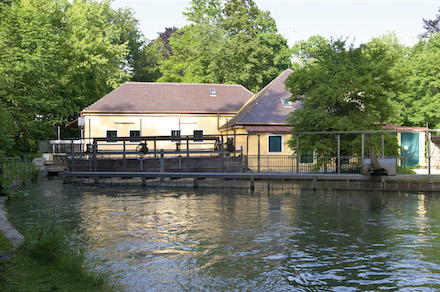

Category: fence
[245, 155, 419, 174]
[43, 129, 440, 175]
[0, 158, 32, 189]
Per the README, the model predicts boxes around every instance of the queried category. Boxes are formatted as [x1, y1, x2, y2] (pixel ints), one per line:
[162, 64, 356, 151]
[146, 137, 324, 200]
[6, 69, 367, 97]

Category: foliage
[395, 32, 440, 128]
[0, 0, 129, 154]
[420, 8, 440, 38]
[286, 37, 401, 156]
[0, 105, 14, 155]
[159, 0, 291, 92]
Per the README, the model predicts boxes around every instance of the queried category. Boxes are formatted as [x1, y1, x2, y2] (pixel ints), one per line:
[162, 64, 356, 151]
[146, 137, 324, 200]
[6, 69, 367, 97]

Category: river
[6, 179, 440, 291]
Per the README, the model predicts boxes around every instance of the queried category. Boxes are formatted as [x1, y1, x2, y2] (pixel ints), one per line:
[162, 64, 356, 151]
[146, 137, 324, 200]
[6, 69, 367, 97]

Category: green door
[401, 133, 419, 167]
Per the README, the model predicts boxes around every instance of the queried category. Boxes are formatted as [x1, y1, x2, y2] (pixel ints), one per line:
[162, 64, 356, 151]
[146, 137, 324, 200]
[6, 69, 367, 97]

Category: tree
[420, 8, 440, 38]
[159, 0, 291, 92]
[0, 0, 128, 153]
[109, 7, 146, 80]
[286, 37, 400, 157]
[0, 104, 14, 155]
[395, 33, 440, 128]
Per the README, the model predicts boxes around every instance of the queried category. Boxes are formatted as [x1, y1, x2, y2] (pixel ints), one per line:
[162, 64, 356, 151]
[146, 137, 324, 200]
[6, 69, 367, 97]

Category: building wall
[82, 113, 234, 151]
[220, 128, 293, 156]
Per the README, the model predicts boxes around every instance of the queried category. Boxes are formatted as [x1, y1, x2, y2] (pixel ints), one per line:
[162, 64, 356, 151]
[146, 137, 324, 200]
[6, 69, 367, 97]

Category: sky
[111, 0, 440, 47]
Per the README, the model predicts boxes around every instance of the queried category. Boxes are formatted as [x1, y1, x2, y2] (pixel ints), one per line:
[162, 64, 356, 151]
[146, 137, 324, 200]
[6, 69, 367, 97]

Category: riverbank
[0, 194, 117, 291]
[0, 196, 24, 249]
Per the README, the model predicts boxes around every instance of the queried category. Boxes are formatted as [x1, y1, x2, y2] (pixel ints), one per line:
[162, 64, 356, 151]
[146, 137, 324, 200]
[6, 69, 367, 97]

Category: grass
[0, 231, 13, 253]
[0, 230, 118, 291]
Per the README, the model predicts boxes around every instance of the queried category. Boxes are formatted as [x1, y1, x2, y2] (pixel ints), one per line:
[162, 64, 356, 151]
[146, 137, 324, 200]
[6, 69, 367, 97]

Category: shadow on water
[6, 179, 440, 291]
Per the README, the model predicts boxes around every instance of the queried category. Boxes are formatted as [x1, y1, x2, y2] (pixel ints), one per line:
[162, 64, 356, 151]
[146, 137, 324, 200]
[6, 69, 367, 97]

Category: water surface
[7, 179, 440, 291]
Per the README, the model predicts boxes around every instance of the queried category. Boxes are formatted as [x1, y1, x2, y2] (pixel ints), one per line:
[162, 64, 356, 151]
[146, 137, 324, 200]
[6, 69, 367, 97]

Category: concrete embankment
[0, 196, 24, 249]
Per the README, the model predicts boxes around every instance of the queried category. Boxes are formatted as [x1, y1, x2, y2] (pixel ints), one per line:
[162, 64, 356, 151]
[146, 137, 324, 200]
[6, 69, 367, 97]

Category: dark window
[106, 130, 117, 142]
[171, 130, 181, 142]
[268, 136, 282, 153]
[193, 130, 203, 142]
[130, 130, 140, 142]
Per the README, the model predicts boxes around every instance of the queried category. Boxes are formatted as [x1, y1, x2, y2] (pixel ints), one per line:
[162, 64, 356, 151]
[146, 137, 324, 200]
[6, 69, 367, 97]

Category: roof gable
[82, 82, 254, 114]
[221, 69, 300, 128]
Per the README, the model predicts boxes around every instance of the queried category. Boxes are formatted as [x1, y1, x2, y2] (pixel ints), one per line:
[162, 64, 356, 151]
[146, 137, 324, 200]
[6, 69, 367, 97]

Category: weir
[40, 132, 440, 192]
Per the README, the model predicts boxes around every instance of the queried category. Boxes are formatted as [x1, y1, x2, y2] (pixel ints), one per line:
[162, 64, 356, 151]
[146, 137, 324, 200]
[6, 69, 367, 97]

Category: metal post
[381, 133, 385, 159]
[221, 135, 224, 172]
[186, 136, 189, 172]
[361, 134, 365, 174]
[93, 139, 97, 172]
[337, 134, 341, 174]
[160, 149, 164, 172]
[71, 139, 74, 172]
[296, 135, 300, 174]
[123, 138, 126, 172]
[257, 135, 260, 173]
[154, 137, 157, 171]
[428, 131, 432, 177]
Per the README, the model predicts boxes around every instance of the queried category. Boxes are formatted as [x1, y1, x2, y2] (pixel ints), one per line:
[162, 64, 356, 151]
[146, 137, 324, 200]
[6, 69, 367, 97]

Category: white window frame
[280, 97, 294, 106]
[268, 135, 283, 153]
[106, 130, 118, 143]
[193, 129, 204, 142]
[129, 130, 141, 143]
[171, 130, 181, 142]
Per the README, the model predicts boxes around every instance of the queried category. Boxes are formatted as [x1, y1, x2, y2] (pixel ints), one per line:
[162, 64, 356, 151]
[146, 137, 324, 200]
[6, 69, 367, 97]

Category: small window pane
[193, 130, 203, 142]
[268, 136, 282, 153]
[130, 130, 140, 142]
[106, 130, 117, 142]
[171, 130, 181, 142]
[281, 98, 293, 106]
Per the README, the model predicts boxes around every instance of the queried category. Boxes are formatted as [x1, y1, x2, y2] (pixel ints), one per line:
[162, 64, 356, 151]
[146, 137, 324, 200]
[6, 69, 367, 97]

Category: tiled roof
[382, 123, 428, 131]
[220, 69, 300, 128]
[82, 82, 254, 114]
[244, 125, 293, 133]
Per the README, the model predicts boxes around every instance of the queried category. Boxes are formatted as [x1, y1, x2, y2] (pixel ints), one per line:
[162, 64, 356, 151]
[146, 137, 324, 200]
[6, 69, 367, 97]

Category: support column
[381, 133, 385, 159]
[337, 134, 341, 174]
[361, 134, 365, 174]
[428, 131, 432, 179]
[296, 135, 300, 174]
[257, 135, 261, 173]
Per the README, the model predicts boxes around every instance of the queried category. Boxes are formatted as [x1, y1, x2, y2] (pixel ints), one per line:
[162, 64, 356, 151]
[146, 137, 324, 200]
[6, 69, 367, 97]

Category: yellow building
[80, 82, 253, 151]
[219, 69, 298, 156]
[79, 70, 298, 159]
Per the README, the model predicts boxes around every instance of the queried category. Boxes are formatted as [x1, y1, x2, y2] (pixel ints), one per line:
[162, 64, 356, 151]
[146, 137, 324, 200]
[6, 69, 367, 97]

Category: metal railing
[0, 158, 32, 189]
[245, 155, 439, 174]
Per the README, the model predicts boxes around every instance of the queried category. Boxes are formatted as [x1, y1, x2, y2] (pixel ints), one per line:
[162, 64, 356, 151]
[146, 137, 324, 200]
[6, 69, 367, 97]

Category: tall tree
[395, 32, 440, 128]
[0, 0, 128, 153]
[286, 37, 400, 156]
[159, 0, 291, 92]
[0, 0, 68, 152]
[110, 7, 146, 79]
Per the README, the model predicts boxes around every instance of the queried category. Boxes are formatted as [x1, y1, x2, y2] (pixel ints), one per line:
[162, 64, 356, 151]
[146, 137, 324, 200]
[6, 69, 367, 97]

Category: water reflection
[6, 180, 440, 291]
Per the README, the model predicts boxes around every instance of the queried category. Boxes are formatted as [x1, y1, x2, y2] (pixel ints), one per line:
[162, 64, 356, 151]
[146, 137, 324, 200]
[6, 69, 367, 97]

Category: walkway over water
[63, 171, 440, 192]
[45, 133, 440, 191]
